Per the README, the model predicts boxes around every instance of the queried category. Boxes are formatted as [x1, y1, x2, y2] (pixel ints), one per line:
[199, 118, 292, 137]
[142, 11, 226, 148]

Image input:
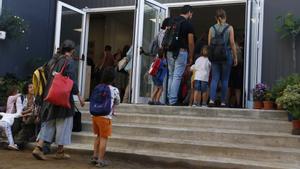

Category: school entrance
[53, 0, 264, 108]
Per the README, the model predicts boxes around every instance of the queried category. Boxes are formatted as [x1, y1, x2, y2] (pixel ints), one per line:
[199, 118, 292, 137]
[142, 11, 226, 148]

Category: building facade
[0, 0, 299, 107]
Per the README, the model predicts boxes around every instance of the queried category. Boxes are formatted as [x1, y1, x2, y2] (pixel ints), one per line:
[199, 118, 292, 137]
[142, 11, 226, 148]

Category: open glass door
[244, 0, 264, 108]
[131, 0, 168, 104]
[54, 1, 87, 96]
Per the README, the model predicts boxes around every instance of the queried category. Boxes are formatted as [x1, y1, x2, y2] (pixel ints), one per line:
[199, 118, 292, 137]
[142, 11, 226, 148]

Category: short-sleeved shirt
[103, 85, 120, 120]
[174, 16, 194, 49]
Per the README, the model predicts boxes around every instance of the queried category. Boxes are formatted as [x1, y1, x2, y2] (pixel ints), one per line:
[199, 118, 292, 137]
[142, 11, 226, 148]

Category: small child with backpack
[147, 18, 171, 105]
[89, 67, 120, 168]
[190, 46, 211, 107]
[148, 49, 168, 105]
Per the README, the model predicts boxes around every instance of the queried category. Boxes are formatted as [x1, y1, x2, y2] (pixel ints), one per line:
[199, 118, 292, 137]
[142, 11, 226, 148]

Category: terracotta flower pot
[253, 101, 263, 109]
[263, 101, 274, 110]
[292, 120, 300, 135]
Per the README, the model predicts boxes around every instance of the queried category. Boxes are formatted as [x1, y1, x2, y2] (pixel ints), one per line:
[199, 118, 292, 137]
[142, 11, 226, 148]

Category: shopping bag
[44, 61, 73, 109]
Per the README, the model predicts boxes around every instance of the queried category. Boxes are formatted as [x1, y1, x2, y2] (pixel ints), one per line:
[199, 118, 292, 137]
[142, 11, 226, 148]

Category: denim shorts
[152, 76, 163, 87]
[194, 80, 209, 92]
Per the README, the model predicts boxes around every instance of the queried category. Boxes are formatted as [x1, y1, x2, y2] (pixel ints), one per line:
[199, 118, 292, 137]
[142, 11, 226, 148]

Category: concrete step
[71, 132, 300, 165]
[81, 113, 292, 133]
[79, 122, 300, 149]
[76, 103, 288, 121]
[66, 143, 299, 169]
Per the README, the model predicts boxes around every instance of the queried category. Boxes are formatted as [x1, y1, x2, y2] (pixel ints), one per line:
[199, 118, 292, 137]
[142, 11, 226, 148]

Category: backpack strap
[21, 95, 24, 104]
[212, 25, 218, 35]
[221, 25, 230, 37]
[176, 17, 186, 34]
[212, 24, 230, 37]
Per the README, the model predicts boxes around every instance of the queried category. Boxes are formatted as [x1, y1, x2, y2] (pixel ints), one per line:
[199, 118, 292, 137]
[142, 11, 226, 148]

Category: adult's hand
[233, 57, 238, 67]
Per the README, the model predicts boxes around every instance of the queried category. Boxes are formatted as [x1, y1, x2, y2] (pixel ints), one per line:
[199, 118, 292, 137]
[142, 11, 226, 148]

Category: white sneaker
[8, 144, 19, 151]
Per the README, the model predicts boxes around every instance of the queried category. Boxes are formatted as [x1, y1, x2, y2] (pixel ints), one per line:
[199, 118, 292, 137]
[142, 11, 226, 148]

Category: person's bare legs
[151, 86, 159, 102]
[189, 89, 194, 106]
[123, 72, 132, 103]
[193, 91, 201, 106]
[93, 136, 100, 158]
[98, 137, 108, 161]
[235, 89, 241, 107]
[155, 87, 163, 103]
[202, 91, 208, 106]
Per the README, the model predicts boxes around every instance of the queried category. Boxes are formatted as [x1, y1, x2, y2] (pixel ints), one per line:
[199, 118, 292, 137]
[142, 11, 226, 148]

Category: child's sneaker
[220, 102, 226, 107]
[90, 156, 98, 164]
[208, 100, 215, 107]
[7, 144, 19, 151]
[95, 160, 109, 168]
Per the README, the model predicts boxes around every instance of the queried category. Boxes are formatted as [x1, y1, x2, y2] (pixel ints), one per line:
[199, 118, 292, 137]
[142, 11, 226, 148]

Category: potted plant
[263, 90, 274, 110]
[276, 84, 300, 135]
[253, 83, 267, 109]
[0, 10, 28, 40]
[271, 74, 300, 110]
[276, 13, 300, 72]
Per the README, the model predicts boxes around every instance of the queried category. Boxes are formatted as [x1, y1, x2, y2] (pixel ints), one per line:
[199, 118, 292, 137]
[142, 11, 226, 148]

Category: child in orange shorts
[90, 68, 120, 168]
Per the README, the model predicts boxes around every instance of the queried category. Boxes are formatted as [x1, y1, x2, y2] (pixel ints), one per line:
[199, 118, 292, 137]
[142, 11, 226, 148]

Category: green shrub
[271, 74, 300, 100]
[276, 84, 300, 119]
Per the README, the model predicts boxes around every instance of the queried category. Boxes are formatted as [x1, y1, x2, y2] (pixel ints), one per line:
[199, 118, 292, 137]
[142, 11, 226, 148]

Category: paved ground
[0, 148, 217, 169]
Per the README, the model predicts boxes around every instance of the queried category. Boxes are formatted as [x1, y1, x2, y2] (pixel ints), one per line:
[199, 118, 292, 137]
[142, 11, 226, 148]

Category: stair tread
[72, 131, 300, 153]
[78, 103, 286, 113]
[81, 121, 299, 138]
[81, 112, 290, 124]
[66, 143, 299, 169]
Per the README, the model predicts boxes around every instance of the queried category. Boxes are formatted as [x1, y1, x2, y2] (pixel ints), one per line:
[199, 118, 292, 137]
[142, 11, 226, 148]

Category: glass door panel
[132, 0, 168, 103]
[54, 1, 87, 96]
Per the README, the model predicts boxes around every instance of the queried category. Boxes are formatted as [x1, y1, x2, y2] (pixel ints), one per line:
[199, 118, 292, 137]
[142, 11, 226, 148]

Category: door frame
[66, 0, 264, 107]
[0, 0, 2, 15]
[244, 0, 265, 108]
[54, 1, 88, 97]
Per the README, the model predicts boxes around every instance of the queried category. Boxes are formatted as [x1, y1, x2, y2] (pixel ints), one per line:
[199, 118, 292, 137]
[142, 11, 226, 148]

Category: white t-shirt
[191, 57, 211, 82]
[103, 85, 120, 120]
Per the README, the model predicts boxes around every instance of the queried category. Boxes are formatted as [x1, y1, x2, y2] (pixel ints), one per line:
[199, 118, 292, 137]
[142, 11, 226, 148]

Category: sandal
[95, 160, 109, 168]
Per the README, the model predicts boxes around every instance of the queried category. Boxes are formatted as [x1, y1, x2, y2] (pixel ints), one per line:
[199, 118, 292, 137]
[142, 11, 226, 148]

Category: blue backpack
[90, 84, 112, 116]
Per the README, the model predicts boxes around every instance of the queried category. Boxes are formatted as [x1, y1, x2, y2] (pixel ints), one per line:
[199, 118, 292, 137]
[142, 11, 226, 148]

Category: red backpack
[148, 58, 161, 76]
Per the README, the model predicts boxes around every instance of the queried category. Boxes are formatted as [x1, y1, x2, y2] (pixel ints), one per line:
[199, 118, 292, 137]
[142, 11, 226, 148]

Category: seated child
[190, 46, 211, 107]
[0, 111, 25, 150]
[148, 49, 168, 105]
[5, 86, 21, 114]
[90, 67, 120, 168]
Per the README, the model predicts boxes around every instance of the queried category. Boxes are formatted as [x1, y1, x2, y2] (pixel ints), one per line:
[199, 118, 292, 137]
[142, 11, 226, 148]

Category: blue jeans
[167, 51, 188, 104]
[210, 52, 233, 103]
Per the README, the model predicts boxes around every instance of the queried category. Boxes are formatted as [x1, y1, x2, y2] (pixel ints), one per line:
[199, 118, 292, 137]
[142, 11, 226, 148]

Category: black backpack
[209, 25, 230, 63]
[161, 17, 185, 58]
